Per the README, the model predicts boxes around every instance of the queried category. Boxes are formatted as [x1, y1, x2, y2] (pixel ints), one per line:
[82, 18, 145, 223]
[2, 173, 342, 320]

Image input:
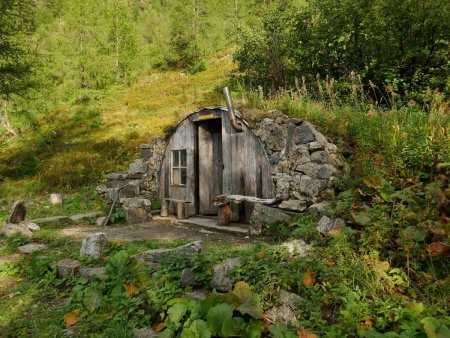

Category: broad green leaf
[406, 302, 424, 314]
[421, 317, 450, 338]
[237, 296, 264, 319]
[206, 303, 234, 334]
[83, 286, 102, 312]
[355, 214, 371, 226]
[221, 317, 245, 337]
[167, 303, 188, 324]
[232, 281, 253, 303]
[160, 329, 174, 338]
[401, 226, 426, 243]
[181, 319, 212, 338]
[245, 319, 264, 338]
[268, 324, 297, 338]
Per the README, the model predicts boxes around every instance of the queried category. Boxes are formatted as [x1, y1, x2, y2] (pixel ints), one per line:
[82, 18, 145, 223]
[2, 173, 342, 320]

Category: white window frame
[171, 149, 187, 186]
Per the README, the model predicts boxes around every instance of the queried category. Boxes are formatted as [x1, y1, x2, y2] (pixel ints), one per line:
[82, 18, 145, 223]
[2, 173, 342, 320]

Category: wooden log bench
[212, 195, 278, 226]
[160, 198, 191, 220]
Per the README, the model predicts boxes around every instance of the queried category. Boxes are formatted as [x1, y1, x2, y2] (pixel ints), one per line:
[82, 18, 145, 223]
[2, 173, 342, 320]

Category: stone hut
[99, 108, 343, 225]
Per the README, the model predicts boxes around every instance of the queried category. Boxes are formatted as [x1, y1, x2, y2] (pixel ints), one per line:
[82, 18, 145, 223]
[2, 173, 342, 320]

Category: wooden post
[160, 199, 169, 217]
[218, 204, 232, 226]
[176, 202, 186, 220]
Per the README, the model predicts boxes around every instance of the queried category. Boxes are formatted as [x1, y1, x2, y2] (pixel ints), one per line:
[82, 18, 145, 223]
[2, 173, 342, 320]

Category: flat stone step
[29, 216, 71, 225]
[177, 217, 250, 236]
[69, 211, 105, 222]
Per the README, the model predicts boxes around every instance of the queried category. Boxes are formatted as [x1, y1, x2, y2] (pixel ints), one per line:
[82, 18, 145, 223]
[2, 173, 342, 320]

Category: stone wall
[254, 111, 343, 211]
[97, 136, 166, 223]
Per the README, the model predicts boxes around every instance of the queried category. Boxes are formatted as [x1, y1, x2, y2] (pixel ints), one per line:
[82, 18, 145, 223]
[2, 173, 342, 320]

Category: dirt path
[58, 219, 257, 245]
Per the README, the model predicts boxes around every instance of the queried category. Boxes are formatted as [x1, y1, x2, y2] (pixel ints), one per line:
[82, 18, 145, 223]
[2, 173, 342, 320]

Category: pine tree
[0, 0, 36, 136]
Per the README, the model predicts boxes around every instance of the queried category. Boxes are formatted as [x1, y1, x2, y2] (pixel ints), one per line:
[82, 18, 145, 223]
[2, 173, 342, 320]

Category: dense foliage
[235, 0, 450, 101]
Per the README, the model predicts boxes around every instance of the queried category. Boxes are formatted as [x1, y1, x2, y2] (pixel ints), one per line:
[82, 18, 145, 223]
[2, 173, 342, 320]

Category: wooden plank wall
[159, 119, 196, 215]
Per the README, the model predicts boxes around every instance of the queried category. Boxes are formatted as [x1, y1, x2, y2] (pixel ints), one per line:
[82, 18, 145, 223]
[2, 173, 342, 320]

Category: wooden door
[198, 119, 223, 215]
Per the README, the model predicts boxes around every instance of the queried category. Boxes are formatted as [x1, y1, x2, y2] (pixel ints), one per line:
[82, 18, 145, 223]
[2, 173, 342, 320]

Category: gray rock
[106, 173, 128, 180]
[280, 240, 311, 258]
[139, 144, 152, 159]
[295, 162, 321, 177]
[2, 224, 33, 239]
[80, 233, 107, 259]
[49, 193, 63, 205]
[317, 216, 346, 234]
[299, 176, 328, 198]
[95, 216, 108, 226]
[132, 327, 158, 338]
[57, 259, 81, 278]
[265, 290, 301, 327]
[79, 267, 105, 279]
[309, 141, 323, 152]
[278, 200, 307, 212]
[124, 207, 150, 224]
[18, 243, 48, 254]
[311, 150, 333, 165]
[133, 241, 202, 267]
[22, 222, 40, 231]
[30, 216, 71, 225]
[317, 164, 338, 179]
[128, 159, 148, 175]
[69, 211, 104, 222]
[119, 181, 141, 199]
[6, 200, 26, 224]
[180, 267, 197, 288]
[121, 198, 151, 209]
[307, 202, 329, 215]
[61, 329, 75, 337]
[295, 122, 316, 144]
[251, 203, 292, 226]
[182, 291, 208, 302]
[210, 258, 241, 292]
[106, 173, 130, 189]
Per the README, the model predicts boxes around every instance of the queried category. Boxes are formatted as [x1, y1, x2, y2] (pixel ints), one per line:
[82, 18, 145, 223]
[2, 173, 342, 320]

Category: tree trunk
[1, 99, 18, 137]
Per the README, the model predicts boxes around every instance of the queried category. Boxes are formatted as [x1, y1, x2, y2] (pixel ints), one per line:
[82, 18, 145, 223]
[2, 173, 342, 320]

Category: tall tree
[0, 0, 36, 136]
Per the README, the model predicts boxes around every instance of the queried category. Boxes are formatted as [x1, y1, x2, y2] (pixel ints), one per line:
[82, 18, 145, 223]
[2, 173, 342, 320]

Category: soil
[58, 219, 258, 245]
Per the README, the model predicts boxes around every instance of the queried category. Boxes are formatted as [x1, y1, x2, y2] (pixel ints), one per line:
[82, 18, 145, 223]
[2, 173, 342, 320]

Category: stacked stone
[254, 111, 343, 211]
[97, 136, 166, 224]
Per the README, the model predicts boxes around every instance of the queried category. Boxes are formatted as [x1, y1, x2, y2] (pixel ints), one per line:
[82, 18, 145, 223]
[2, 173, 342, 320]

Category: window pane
[172, 150, 179, 167]
[180, 168, 187, 185]
[180, 149, 187, 167]
[172, 168, 180, 185]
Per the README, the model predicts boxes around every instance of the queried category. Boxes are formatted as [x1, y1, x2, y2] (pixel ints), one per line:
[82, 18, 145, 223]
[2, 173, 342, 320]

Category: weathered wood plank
[212, 194, 278, 206]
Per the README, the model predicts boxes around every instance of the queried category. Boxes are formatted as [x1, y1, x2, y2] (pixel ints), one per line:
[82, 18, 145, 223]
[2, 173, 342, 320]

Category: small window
[171, 149, 187, 186]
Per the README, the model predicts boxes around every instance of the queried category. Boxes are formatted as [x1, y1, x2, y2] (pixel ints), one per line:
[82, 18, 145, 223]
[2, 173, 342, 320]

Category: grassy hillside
[0, 51, 234, 200]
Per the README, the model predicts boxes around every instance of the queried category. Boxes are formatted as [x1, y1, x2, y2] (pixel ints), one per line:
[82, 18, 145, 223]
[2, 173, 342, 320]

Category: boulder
[180, 267, 197, 288]
[265, 290, 301, 327]
[18, 243, 48, 254]
[210, 258, 241, 292]
[251, 203, 292, 227]
[133, 241, 202, 267]
[132, 327, 158, 338]
[308, 141, 323, 152]
[49, 193, 63, 205]
[280, 240, 311, 258]
[317, 216, 346, 234]
[30, 216, 71, 226]
[6, 200, 26, 224]
[128, 159, 148, 175]
[139, 144, 152, 159]
[2, 224, 33, 239]
[69, 211, 104, 222]
[79, 267, 106, 279]
[57, 259, 81, 278]
[80, 233, 107, 259]
[278, 199, 308, 212]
